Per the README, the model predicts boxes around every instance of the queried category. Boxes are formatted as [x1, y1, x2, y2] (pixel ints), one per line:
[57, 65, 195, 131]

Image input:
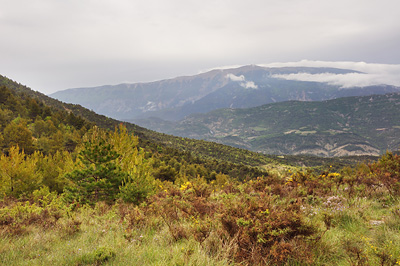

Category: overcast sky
[1, 0, 400, 94]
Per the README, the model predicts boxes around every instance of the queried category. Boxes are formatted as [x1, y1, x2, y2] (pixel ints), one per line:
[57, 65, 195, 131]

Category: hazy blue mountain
[135, 93, 400, 157]
[50, 65, 399, 121]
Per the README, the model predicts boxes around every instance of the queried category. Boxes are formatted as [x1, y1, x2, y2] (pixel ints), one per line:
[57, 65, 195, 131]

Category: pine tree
[64, 137, 128, 204]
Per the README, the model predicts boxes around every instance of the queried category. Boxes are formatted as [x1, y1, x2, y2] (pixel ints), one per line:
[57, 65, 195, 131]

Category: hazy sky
[1, 0, 400, 94]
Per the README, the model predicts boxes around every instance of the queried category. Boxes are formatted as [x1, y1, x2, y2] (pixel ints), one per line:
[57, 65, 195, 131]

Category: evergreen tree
[64, 134, 128, 204]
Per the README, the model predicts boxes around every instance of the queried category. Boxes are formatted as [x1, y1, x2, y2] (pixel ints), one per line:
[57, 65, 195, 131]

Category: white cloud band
[262, 60, 400, 88]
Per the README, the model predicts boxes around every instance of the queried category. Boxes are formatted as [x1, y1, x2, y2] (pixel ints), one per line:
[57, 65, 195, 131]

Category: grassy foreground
[2, 153, 400, 265]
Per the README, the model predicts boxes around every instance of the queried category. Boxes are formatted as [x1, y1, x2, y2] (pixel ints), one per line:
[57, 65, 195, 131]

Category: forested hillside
[1, 74, 263, 165]
[137, 93, 400, 157]
[1, 74, 372, 170]
[0, 81, 272, 195]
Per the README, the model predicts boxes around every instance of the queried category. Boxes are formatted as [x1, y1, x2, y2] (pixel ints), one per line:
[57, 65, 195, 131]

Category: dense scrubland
[1, 80, 400, 265]
[1, 135, 400, 265]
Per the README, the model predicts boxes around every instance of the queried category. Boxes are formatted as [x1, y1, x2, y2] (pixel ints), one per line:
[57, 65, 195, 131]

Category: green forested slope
[140, 93, 400, 157]
[0, 75, 272, 182]
[0, 74, 374, 177]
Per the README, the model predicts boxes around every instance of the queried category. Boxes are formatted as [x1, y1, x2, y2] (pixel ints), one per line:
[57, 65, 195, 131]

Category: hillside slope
[137, 93, 400, 157]
[1, 74, 377, 169]
[0, 74, 274, 167]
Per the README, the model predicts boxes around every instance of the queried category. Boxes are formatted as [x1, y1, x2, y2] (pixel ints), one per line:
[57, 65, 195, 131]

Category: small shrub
[217, 193, 317, 265]
[58, 216, 82, 236]
[119, 204, 147, 229]
[0, 195, 64, 235]
[94, 201, 111, 216]
[77, 246, 116, 265]
[203, 231, 223, 256]
[342, 238, 368, 266]
[170, 223, 188, 241]
[369, 152, 400, 197]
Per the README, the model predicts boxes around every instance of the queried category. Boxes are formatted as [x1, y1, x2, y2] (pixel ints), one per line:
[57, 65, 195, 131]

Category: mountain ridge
[50, 65, 397, 121]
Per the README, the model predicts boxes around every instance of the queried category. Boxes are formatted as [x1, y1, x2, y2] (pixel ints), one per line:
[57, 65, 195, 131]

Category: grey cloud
[1, 0, 400, 94]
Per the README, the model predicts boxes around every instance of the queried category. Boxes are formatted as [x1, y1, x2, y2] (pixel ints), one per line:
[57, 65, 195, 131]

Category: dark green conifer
[64, 139, 128, 204]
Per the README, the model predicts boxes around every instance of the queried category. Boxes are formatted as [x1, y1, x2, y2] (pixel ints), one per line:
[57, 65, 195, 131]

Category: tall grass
[0, 199, 231, 266]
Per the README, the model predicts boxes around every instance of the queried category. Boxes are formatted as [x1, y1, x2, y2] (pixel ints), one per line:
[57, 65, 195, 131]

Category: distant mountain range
[50, 65, 400, 122]
[50, 64, 400, 157]
[136, 93, 400, 157]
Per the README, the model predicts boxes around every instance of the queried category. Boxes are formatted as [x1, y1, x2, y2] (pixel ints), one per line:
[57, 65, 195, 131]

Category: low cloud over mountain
[226, 73, 258, 89]
[264, 60, 400, 88]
